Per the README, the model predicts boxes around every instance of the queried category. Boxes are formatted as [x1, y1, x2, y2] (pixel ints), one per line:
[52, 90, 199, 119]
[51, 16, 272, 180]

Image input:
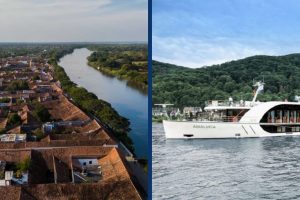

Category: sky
[153, 0, 300, 68]
[0, 0, 147, 42]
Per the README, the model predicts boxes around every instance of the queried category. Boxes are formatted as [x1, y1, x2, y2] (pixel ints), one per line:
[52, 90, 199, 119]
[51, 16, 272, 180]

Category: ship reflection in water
[153, 123, 300, 199]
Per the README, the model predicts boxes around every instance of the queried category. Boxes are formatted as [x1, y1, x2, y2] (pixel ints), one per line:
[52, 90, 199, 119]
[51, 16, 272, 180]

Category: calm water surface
[58, 48, 148, 158]
[153, 123, 300, 199]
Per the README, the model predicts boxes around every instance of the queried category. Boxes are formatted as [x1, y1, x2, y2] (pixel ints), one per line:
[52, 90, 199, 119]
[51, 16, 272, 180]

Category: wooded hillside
[153, 54, 300, 108]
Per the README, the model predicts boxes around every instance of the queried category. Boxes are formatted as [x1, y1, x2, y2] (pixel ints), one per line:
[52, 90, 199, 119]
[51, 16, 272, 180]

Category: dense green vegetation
[14, 157, 31, 178]
[153, 54, 300, 108]
[0, 43, 49, 58]
[32, 128, 44, 141]
[48, 48, 134, 152]
[7, 113, 22, 126]
[32, 75, 40, 81]
[6, 80, 29, 91]
[87, 44, 148, 93]
[0, 43, 84, 58]
[0, 98, 10, 103]
[16, 157, 31, 172]
[31, 101, 51, 122]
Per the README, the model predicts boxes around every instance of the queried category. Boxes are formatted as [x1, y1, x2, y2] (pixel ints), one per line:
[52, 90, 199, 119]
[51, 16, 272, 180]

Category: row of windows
[261, 125, 300, 133]
[261, 105, 300, 123]
[266, 110, 300, 123]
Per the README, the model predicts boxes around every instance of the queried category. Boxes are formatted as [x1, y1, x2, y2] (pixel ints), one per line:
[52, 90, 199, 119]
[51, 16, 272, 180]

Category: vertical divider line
[148, 0, 153, 199]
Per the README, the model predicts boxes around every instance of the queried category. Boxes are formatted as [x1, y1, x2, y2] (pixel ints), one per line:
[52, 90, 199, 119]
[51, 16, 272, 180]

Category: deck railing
[205, 100, 260, 108]
[196, 113, 242, 122]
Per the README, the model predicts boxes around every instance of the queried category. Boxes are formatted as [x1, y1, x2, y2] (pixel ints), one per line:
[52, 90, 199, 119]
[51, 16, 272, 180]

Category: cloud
[0, 0, 147, 42]
[152, 0, 300, 68]
[0, 0, 112, 16]
[153, 36, 281, 68]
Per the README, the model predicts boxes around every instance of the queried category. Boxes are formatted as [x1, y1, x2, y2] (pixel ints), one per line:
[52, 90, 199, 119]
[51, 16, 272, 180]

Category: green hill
[152, 54, 300, 108]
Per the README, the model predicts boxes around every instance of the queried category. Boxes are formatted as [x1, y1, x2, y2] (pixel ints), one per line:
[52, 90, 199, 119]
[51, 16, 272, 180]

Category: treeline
[0, 43, 49, 58]
[153, 54, 300, 108]
[87, 44, 148, 93]
[0, 43, 84, 58]
[6, 80, 29, 91]
[48, 48, 134, 152]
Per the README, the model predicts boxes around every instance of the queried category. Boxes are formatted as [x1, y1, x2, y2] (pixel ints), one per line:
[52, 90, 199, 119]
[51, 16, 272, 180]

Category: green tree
[32, 102, 51, 122]
[32, 128, 44, 141]
[152, 54, 300, 108]
[16, 157, 31, 172]
[6, 80, 29, 91]
[7, 113, 21, 126]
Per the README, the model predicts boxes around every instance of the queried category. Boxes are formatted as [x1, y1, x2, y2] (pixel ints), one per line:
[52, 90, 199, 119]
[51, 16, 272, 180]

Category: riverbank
[86, 44, 148, 94]
[48, 48, 135, 153]
[58, 48, 148, 158]
[88, 61, 148, 93]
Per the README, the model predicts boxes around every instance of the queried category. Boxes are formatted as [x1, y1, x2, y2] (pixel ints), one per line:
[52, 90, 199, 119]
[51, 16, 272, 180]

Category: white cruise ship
[163, 82, 300, 139]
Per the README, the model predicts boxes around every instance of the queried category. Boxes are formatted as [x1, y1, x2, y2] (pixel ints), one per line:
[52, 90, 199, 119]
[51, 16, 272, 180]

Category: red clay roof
[0, 147, 141, 199]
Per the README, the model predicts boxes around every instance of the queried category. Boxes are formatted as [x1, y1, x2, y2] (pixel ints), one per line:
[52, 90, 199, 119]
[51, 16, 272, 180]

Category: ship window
[271, 110, 275, 123]
[273, 110, 282, 123]
[290, 111, 296, 123]
[277, 126, 282, 132]
[283, 110, 289, 123]
[279, 126, 286, 132]
[267, 112, 271, 123]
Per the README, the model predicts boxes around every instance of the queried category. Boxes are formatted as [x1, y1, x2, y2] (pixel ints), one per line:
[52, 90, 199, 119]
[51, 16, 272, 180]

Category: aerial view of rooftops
[0, 0, 148, 200]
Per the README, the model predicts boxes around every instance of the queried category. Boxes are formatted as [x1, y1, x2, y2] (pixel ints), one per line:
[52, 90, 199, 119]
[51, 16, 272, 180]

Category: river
[58, 48, 148, 158]
[153, 123, 300, 199]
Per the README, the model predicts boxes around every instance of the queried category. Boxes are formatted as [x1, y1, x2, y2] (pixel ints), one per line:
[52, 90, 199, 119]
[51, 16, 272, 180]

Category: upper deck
[204, 100, 260, 110]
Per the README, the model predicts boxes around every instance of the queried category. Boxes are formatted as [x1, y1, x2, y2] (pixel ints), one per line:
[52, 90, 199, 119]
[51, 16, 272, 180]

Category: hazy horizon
[0, 41, 147, 44]
[0, 0, 147, 42]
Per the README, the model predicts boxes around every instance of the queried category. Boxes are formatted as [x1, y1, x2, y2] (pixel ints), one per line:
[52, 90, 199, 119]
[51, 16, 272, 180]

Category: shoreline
[87, 61, 148, 94]
[48, 48, 136, 155]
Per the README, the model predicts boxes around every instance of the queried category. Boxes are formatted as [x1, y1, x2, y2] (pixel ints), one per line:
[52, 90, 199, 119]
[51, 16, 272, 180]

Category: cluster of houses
[152, 105, 203, 119]
[0, 55, 144, 199]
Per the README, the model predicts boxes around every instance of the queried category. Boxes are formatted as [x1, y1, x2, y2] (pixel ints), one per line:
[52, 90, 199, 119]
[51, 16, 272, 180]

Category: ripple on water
[152, 123, 300, 200]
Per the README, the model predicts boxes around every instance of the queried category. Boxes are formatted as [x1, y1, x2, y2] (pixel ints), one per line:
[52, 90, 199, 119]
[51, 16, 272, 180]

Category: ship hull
[163, 120, 300, 139]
